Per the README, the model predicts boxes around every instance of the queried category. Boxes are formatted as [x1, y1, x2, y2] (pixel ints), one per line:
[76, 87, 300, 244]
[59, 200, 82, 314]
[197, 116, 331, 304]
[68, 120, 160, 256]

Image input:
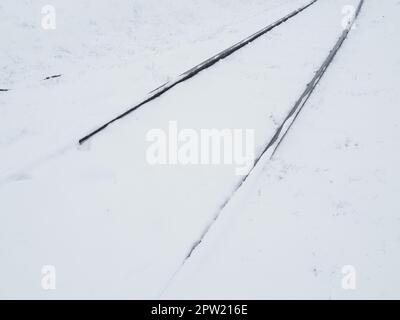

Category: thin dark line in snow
[159, 0, 365, 297]
[43, 74, 62, 81]
[78, 0, 319, 145]
[0, 74, 62, 92]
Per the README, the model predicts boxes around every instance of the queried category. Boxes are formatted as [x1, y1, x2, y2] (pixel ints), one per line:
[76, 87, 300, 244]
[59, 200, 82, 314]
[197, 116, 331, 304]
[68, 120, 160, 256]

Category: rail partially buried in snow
[78, 0, 319, 145]
[169, 0, 365, 283]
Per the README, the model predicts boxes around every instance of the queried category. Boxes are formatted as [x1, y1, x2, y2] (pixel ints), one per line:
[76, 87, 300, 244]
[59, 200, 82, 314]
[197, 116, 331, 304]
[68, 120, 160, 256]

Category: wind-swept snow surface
[1, 0, 399, 299]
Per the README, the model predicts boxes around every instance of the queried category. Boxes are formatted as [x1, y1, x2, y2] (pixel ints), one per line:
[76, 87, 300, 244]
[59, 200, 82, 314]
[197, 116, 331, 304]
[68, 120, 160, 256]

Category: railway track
[160, 0, 365, 296]
[78, 0, 318, 145]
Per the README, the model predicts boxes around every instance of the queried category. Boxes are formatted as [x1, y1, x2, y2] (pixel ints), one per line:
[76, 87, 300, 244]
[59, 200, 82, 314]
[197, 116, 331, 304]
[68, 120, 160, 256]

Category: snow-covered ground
[1, 0, 308, 87]
[164, 0, 400, 299]
[0, 0, 310, 180]
[1, 0, 399, 299]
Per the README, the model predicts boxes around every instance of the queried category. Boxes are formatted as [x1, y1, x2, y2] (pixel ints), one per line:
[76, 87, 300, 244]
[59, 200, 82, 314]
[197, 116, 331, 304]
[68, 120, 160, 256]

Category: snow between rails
[160, 0, 366, 297]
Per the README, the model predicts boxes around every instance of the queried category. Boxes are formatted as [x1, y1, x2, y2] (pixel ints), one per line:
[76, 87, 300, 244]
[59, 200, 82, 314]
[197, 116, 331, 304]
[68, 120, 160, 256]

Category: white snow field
[0, 0, 311, 181]
[1, 0, 399, 299]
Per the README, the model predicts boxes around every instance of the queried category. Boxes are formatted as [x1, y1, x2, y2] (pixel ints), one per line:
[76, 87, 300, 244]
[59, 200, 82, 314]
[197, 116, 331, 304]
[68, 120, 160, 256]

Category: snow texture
[1, 0, 399, 299]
